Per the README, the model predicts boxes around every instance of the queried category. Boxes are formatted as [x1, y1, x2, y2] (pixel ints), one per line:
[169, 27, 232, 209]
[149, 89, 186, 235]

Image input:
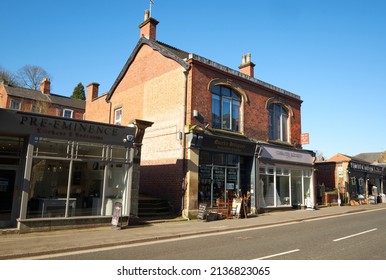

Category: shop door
[0, 169, 16, 227]
[212, 167, 225, 206]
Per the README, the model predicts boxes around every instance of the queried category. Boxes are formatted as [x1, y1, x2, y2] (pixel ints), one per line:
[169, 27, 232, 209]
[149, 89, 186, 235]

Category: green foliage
[71, 82, 85, 100]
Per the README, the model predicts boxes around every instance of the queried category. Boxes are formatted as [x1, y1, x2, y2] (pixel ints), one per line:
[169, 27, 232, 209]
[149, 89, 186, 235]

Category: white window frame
[10, 100, 21, 110]
[114, 108, 122, 125]
[63, 109, 74, 118]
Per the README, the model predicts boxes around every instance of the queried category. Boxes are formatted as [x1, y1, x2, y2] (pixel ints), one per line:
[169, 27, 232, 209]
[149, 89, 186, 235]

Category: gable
[106, 37, 190, 101]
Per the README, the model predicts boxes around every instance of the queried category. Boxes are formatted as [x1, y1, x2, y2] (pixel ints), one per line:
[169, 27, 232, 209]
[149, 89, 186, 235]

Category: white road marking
[333, 228, 378, 242]
[254, 249, 300, 260]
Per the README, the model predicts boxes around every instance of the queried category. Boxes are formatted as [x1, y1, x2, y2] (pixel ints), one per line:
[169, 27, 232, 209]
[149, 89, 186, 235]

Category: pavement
[1, 203, 386, 260]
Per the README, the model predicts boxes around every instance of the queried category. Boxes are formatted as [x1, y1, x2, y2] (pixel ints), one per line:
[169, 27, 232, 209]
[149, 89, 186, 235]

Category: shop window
[27, 138, 131, 219]
[213, 152, 226, 165]
[75, 142, 105, 160]
[111, 145, 130, 162]
[198, 151, 243, 208]
[211, 85, 240, 132]
[27, 159, 70, 218]
[33, 138, 70, 158]
[199, 151, 212, 164]
[269, 103, 289, 142]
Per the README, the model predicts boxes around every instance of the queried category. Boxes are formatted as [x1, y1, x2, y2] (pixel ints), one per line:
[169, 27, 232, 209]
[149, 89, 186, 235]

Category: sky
[1, 0, 386, 159]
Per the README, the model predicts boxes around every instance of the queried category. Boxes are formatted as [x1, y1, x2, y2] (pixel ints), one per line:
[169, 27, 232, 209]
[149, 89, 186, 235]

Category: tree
[71, 82, 85, 100]
[0, 66, 19, 86]
[16, 65, 51, 90]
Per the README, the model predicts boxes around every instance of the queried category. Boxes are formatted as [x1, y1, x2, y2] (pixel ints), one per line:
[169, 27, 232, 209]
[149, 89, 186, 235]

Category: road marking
[255, 249, 300, 260]
[333, 228, 378, 242]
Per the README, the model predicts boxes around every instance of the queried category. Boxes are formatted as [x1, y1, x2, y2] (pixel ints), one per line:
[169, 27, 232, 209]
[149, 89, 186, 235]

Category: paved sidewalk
[1, 203, 386, 260]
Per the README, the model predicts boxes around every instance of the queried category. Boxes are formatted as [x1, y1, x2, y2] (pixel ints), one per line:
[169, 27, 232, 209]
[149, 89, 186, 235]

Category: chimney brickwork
[40, 78, 51, 94]
[138, 10, 159, 40]
[239, 53, 255, 77]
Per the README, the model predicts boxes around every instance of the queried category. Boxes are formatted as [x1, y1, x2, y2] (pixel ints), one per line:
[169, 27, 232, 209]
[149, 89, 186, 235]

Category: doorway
[0, 169, 17, 227]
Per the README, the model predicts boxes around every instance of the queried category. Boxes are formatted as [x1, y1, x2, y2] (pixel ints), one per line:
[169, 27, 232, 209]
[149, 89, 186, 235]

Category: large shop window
[26, 138, 131, 219]
[260, 166, 312, 208]
[199, 151, 247, 208]
[268, 103, 289, 142]
[211, 85, 241, 132]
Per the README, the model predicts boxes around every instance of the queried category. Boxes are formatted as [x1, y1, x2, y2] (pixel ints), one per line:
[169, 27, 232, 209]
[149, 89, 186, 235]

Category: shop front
[257, 144, 315, 210]
[187, 130, 257, 217]
[347, 161, 383, 204]
[0, 108, 147, 232]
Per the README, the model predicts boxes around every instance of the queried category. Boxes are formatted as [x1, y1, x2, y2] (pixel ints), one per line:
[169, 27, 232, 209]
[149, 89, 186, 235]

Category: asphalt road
[44, 209, 386, 260]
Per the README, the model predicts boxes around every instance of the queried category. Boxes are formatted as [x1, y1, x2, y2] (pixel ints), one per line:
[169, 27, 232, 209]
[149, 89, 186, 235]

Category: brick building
[86, 10, 315, 218]
[0, 78, 85, 119]
[316, 153, 383, 206]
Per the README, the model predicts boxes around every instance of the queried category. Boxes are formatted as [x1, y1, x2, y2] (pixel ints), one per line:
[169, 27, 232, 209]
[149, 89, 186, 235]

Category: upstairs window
[211, 85, 240, 132]
[10, 100, 21, 110]
[114, 108, 122, 125]
[63, 109, 73, 118]
[269, 103, 289, 142]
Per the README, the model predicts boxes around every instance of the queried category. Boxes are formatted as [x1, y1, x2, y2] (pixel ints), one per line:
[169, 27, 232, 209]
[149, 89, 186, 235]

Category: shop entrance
[198, 151, 244, 208]
[0, 169, 16, 227]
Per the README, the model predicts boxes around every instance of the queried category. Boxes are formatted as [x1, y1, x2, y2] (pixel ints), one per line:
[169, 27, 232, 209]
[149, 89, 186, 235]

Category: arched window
[211, 85, 241, 132]
[269, 103, 289, 142]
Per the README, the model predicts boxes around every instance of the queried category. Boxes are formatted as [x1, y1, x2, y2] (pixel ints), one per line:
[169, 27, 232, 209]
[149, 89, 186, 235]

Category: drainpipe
[181, 69, 189, 217]
[107, 100, 112, 124]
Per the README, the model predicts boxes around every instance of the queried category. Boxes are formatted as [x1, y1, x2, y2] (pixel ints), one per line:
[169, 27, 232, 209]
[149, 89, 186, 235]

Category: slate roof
[4, 84, 85, 109]
[106, 37, 300, 101]
[354, 152, 383, 164]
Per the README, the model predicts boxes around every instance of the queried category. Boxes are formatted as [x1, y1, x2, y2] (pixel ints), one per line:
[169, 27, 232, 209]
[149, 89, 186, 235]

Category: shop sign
[190, 133, 256, 156]
[338, 167, 344, 178]
[0, 109, 135, 147]
[301, 133, 309, 145]
[349, 161, 382, 174]
[259, 146, 314, 165]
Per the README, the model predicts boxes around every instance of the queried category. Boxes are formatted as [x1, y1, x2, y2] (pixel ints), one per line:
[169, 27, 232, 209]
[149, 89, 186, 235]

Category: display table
[39, 198, 76, 217]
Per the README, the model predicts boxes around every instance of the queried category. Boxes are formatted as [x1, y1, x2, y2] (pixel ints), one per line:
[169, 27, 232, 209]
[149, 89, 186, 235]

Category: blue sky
[2, 0, 385, 159]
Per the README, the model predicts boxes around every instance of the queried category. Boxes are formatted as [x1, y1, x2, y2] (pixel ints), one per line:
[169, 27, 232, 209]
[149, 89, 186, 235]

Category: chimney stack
[138, 9, 159, 40]
[40, 78, 51, 94]
[238, 53, 255, 77]
[86, 82, 100, 101]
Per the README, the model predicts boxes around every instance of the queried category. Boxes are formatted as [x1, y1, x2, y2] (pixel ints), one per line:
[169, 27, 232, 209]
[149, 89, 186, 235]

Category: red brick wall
[87, 44, 188, 212]
[187, 60, 302, 145]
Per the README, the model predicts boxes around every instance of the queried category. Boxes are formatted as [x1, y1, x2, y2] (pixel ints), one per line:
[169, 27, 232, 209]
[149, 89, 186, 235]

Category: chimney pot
[144, 9, 150, 20]
[138, 10, 159, 40]
[239, 53, 255, 77]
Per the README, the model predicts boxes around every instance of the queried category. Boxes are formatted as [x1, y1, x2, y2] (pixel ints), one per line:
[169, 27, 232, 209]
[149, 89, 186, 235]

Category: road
[42, 209, 386, 260]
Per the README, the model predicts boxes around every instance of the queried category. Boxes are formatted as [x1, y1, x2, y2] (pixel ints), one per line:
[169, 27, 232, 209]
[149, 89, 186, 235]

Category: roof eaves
[188, 53, 301, 100]
[106, 37, 191, 101]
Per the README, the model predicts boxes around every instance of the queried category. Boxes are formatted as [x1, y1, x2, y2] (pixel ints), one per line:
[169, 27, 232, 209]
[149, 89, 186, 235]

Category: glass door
[212, 167, 225, 206]
[0, 169, 16, 227]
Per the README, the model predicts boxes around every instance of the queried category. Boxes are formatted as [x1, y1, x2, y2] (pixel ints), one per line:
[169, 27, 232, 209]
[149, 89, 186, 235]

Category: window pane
[212, 95, 221, 129]
[213, 153, 225, 165]
[76, 142, 104, 159]
[114, 108, 122, 125]
[63, 110, 73, 118]
[221, 87, 231, 97]
[232, 100, 240, 131]
[27, 159, 70, 218]
[222, 98, 231, 129]
[33, 138, 70, 158]
[211, 85, 220, 94]
[199, 151, 212, 164]
[227, 154, 239, 166]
